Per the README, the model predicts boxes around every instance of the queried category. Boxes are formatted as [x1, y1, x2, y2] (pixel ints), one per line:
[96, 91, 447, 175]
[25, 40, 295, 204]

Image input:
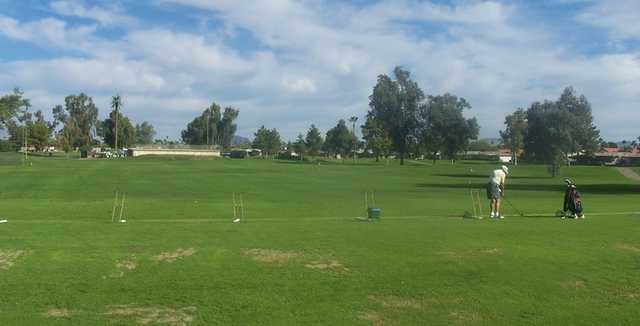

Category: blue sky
[1, 0, 639, 141]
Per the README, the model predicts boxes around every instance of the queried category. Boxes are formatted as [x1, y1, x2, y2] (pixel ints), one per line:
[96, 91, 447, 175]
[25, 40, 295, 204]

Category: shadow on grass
[434, 173, 543, 180]
[274, 159, 386, 167]
[273, 160, 316, 165]
[522, 214, 558, 218]
[417, 182, 640, 194]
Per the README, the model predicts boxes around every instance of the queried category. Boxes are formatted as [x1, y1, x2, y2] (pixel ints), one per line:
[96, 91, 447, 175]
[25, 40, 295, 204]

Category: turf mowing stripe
[5, 211, 640, 223]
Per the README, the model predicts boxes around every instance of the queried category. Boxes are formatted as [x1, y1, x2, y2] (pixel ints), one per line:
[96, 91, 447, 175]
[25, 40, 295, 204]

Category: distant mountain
[232, 135, 250, 145]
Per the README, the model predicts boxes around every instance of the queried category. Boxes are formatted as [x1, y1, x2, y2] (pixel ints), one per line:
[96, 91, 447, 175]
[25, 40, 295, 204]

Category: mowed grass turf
[0, 153, 639, 325]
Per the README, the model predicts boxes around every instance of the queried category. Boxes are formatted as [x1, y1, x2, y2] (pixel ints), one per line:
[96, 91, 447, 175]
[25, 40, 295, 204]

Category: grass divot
[117, 259, 138, 271]
[44, 308, 77, 318]
[105, 305, 197, 326]
[304, 259, 349, 273]
[243, 248, 301, 264]
[360, 295, 425, 325]
[607, 286, 640, 299]
[621, 293, 640, 299]
[152, 248, 197, 263]
[244, 249, 351, 273]
[561, 280, 586, 290]
[0, 249, 29, 270]
[357, 311, 385, 326]
[368, 295, 423, 310]
[111, 255, 139, 278]
[449, 311, 482, 324]
[615, 243, 640, 253]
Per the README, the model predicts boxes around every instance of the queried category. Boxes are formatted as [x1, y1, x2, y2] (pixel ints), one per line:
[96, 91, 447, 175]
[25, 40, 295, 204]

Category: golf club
[502, 196, 525, 216]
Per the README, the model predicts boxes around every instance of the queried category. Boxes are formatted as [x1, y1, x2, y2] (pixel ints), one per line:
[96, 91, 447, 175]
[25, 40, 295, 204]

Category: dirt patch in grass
[152, 248, 197, 263]
[562, 280, 586, 290]
[359, 295, 425, 325]
[615, 243, 640, 253]
[618, 291, 640, 299]
[0, 249, 29, 270]
[607, 286, 640, 299]
[625, 293, 640, 299]
[449, 311, 482, 324]
[105, 305, 197, 326]
[117, 259, 138, 271]
[111, 256, 138, 278]
[304, 259, 349, 273]
[368, 295, 423, 310]
[44, 308, 76, 318]
[243, 248, 302, 264]
[358, 311, 385, 326]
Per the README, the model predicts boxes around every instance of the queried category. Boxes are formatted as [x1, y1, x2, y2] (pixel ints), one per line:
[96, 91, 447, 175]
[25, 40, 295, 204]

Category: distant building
[464, 149, 513, 163]
[129, 146, 221, 157]
[596, 147, 640, 158]
[498, 149, 513, 163]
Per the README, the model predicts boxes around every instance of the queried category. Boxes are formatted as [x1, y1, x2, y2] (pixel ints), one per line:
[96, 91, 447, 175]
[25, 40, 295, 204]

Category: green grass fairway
[1, 154, 639, 325]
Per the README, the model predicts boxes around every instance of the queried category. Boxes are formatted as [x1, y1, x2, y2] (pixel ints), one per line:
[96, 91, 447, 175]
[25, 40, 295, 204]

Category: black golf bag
[563, 185, 583, 217]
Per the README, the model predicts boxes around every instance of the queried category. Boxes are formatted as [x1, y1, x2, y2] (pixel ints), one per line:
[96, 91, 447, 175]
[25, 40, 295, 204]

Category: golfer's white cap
[501, 165, 509, 174]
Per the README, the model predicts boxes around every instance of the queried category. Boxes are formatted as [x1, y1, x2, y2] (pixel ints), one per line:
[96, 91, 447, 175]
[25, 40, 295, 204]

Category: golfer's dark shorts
[486, 182, 501, 200]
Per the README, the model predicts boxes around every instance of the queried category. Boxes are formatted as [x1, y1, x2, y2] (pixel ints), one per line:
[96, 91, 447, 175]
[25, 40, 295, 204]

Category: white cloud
[576, 0, 640, 40]
[356, 0, 512, 26]
[50, 0, 136, 27]
[0, 0, 639, 141]
[0, 58, 167, 94]
[0, 15, 97, 49]
[0, 15, 24, 39]
[0, 14, 125, 58]
[125, 29, 252, 75]
[280, 76, 317, 93]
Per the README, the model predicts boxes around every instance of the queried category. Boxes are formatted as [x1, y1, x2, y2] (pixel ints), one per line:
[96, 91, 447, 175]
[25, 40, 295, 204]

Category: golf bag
[563, 185, 583, 217]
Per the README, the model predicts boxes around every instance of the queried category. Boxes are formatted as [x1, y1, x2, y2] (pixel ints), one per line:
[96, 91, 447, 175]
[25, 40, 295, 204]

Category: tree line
[501, 87, 601, 174]
[0, 90, 156, 153]
[1, 67, 619, 168]
[180, 102, 239, 150]
[176, 67, 480, 163]
[247, 67, 613, 172]
[248, 67, 480, 165]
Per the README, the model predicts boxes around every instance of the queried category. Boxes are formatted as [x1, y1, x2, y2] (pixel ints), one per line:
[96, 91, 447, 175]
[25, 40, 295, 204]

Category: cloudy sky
[0, 0, 638, 141]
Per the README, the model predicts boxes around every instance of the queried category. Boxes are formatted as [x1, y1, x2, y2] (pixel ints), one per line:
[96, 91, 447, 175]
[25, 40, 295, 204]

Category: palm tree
[111, 95, 122, 152]
[22, 104, 30, 164]
[349, 116, 358, 161]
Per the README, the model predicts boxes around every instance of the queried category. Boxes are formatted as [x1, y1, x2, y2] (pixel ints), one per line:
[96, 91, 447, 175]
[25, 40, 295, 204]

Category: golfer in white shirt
[487, 165, 509, 218]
